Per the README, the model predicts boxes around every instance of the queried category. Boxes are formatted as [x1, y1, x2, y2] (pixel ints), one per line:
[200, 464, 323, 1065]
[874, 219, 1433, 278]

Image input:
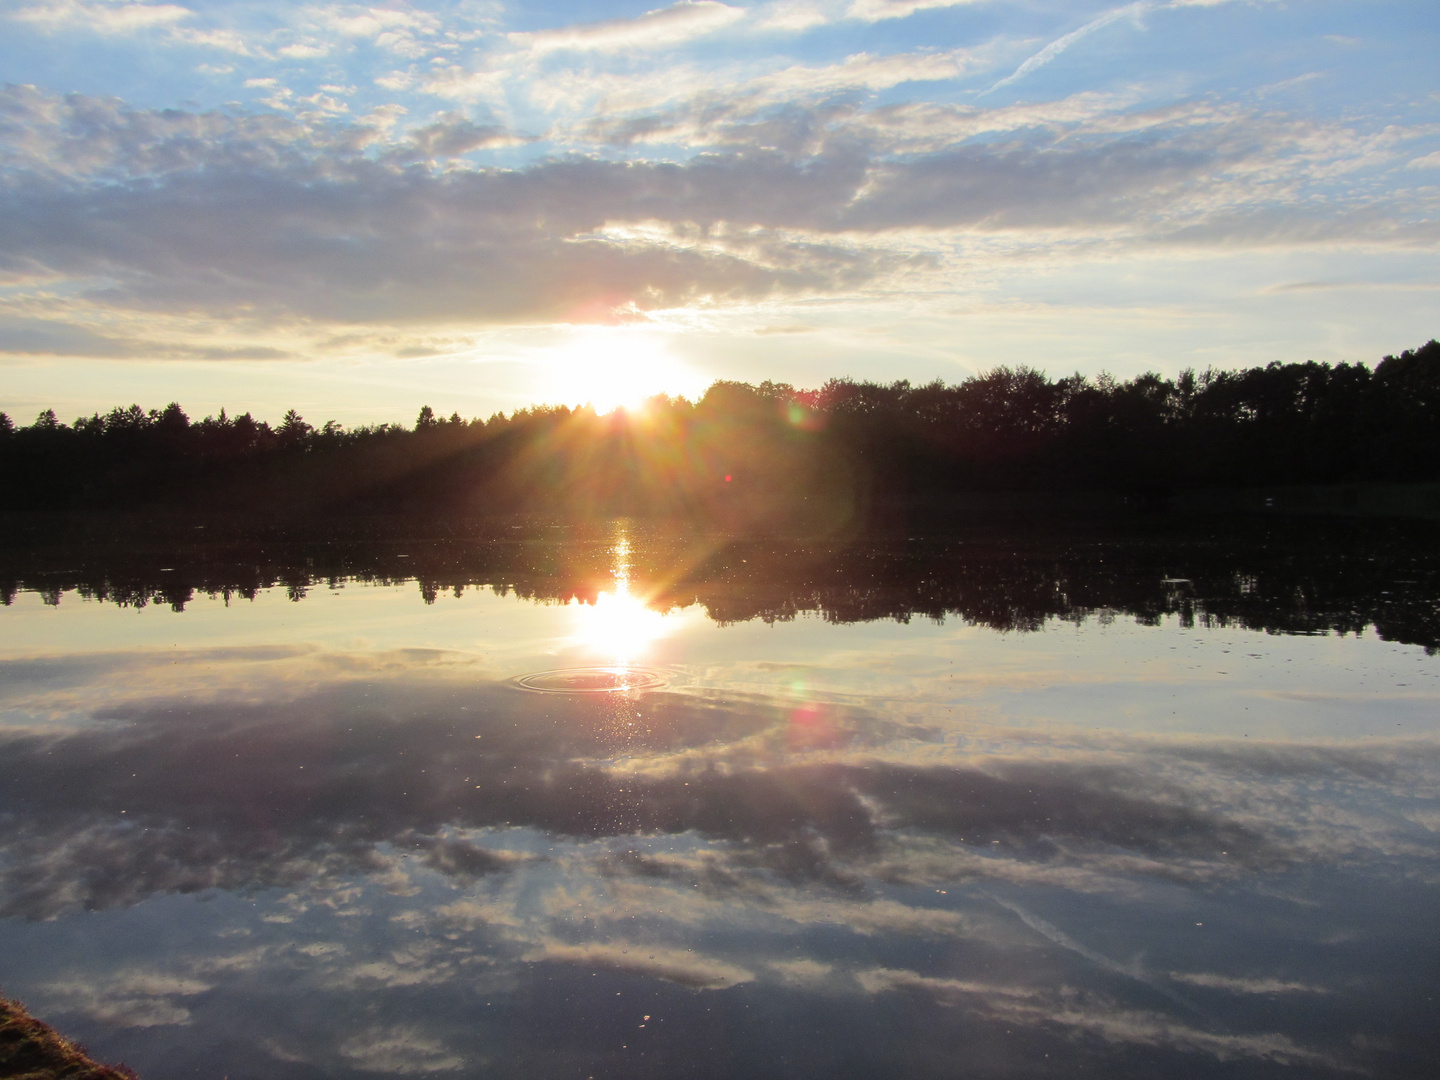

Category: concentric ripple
[511, 667, 668, 693]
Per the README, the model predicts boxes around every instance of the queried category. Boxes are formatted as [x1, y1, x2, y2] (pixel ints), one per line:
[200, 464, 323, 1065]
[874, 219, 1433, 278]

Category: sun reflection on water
[568, 527, 673, 673]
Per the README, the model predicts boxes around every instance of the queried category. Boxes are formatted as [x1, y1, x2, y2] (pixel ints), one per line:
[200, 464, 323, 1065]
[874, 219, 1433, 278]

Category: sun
[542, 327, 691, 413]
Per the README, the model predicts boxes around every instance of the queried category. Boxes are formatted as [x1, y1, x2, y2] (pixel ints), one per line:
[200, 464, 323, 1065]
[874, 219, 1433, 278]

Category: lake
[2, 518, 1438, 1079]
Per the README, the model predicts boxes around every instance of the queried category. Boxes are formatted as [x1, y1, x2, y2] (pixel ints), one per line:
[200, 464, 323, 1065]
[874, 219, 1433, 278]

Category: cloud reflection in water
[0, 657, 1435, 1076]
[2, 528, 1439, 1079]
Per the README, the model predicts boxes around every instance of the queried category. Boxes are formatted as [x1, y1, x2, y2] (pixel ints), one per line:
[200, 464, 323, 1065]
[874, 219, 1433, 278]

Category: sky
[0, 0, 1437, 424]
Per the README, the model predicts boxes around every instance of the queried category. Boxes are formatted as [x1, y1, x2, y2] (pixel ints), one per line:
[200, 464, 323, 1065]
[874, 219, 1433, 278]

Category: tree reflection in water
[0, 518, 1437, 1079]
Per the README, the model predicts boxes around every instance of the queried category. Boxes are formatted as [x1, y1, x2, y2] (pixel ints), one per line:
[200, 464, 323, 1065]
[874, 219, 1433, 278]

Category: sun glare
[568, 528, 673, 667]
[543, 328, 690, 413]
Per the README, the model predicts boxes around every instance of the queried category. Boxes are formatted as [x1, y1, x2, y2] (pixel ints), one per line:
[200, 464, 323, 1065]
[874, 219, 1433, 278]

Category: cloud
[10, 0, 191, 34]
[315, 5, 442, 41]
[0, 316, 137, 357]
[749, 1, 835, 34]
[1, 658, 1430, 1075]
[338, 1027, 465, 1074]
[171, 26, 260, 54]
[512, 2, 745, 55]
[846, 0, 982, 23]
[980, 0, 1270, 97]
[6, 4, 266, 56]
[0, 316, 292, 360]
[43, 969, 210, 1028]
[0, 121, 890, 323]
[855, 967, 1040, 1001]
[860, 966, 1337, 1067]
[767, 957, 835, 985]
[1169, 972, 1330, 995]
[305, 3, 447, 60]
[5, 669, 1422, 922]
[397, 112, 537, 160]
[279, 41, 330, 59]
[985, 998, 1335, 1067]
[570, 48, 988, 146]
[524, 941, 753, 988]
[984, 892, 1206, 1016]
[0, 84, 1425, 347]
[987, 3, 1149, 94]
[749, 0, 982, 31]
[1265, 280, 1440, 294]
[829, 137, 1228, 231]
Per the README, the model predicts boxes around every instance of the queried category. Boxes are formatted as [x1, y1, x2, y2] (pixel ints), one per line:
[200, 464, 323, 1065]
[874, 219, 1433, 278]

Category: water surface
[2, 521, 1438, 1078]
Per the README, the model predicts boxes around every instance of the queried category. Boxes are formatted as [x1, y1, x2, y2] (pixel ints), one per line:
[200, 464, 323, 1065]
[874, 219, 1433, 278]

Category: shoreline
[0, 994, 135, 1079]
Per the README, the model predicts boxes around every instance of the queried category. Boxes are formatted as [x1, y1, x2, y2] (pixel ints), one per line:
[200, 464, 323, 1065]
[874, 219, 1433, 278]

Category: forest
[3, 341, 1437, 530]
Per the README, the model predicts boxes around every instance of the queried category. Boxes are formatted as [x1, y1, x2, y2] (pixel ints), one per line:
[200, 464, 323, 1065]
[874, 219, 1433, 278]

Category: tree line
[3, 341, 1437, 528]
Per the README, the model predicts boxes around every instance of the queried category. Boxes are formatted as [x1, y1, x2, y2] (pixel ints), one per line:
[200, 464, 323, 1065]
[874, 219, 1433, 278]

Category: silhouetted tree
[3, 341, 1437, 522]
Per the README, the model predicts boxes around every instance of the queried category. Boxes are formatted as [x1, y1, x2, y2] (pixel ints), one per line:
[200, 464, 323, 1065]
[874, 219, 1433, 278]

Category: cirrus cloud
[511, 1, 746, 55]
[9, 0, 191, 35]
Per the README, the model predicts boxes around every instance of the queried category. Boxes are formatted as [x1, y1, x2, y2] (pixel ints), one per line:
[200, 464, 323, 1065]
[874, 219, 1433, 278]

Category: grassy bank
[0, 995, 135, 1080]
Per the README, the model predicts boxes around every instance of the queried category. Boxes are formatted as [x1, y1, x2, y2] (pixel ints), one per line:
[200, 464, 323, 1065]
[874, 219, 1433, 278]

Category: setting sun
[541, 328, 700, 414]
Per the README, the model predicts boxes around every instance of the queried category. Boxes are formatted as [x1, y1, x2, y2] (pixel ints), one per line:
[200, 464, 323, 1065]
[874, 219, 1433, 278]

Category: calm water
[2, 521, 1438, 1078]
